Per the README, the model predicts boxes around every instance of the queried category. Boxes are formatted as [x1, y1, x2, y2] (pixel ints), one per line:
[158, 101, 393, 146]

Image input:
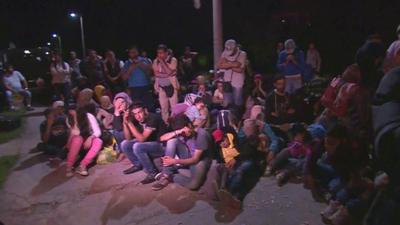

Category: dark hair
[326, 123, 348, 139]
[157, 44, 168, 52]
[273, 75, 285, 83]
[43, 108, 53, 117]
[101, 131, 114, 147]
[128, 46, 138, 52]
[170, 114, 192, 131]
[291, 123, 307, 136]
[76, 103, 96, 138]
[194, 97, 204, 104]
[3, 63, 13, 70]
[129, 101, 145, 111]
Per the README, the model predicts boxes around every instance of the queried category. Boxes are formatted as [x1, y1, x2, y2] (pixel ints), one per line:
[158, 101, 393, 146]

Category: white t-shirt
[221, 50, 247, 88]
[50, 62, 71, 84]
[3, 71, 25, 90]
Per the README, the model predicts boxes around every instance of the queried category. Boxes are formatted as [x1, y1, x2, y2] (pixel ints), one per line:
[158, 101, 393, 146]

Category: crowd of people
[2, 24, 400, 225]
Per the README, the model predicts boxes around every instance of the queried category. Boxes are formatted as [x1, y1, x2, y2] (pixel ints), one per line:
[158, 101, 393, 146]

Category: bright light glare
[69, 12, 77, 18]
[24, 50, 31, 54]
[52, 34, 58, 38]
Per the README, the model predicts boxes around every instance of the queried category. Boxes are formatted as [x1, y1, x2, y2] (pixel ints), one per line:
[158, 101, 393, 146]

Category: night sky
[1, 0, 400, 73]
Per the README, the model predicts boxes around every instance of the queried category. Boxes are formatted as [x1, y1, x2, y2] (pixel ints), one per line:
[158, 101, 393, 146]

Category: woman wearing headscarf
[76, 88, 97, 108]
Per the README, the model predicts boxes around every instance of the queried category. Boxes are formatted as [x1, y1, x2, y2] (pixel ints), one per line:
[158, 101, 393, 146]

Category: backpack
[216, 110, 231, 131]
[320, 77, 346, 110]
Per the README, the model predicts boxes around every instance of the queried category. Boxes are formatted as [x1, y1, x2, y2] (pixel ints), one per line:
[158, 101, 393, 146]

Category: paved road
[0, 111, 325, 225]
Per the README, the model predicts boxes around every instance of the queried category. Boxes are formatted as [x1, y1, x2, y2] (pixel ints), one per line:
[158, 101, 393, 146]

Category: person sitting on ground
[270, 123, 312, 186]
[76, 88, 97, 108]
[243, 74, 267, 119]
[212, 80, 225, 109]
[96, 96, 114, 130]
[214, 119, 264, 208]
[152, 114, 213, 191]
[184, 97, 208, 128]
[265, 75, 296, 125]
[120, 102, 168, 184]
[66, 103, 103, 177]
[110, 92, 132, 152]
[37, 107, 69, 159]
[238, 118, 279, 176]
[2, 64, 34, 111]
[212, 129, 255, 209]
[196, 83, 213, 106]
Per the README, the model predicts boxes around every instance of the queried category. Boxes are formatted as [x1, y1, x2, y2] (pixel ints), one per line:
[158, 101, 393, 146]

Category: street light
[46, 42, 51, 46]
[51, 33, 62, 56]
[69, 11, 86, 58]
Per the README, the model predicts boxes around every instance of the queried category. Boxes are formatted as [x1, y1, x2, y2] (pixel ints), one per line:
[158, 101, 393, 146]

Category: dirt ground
[0, 110, 325, 225]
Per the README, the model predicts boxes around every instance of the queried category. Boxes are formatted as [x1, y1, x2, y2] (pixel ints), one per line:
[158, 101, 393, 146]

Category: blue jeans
[232, 86, 243, 106]
[163, 138, 212, 190]
[121, 140, 164, 174]
[162, 138, 191, 176]
[112, 130, 124, 152]
[227, 160, 254, 200]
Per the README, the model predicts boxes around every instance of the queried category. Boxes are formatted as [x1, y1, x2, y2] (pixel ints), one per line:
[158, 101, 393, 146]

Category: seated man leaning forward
[152, 114, 213, 191]
[121, 102, 168, 184]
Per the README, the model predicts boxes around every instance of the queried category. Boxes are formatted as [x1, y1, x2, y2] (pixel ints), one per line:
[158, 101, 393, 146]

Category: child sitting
[97, 96, 114, 130]
[212, 81, 225, 109]
[184, 97, 208, 128]
[270, 123, 312, 186]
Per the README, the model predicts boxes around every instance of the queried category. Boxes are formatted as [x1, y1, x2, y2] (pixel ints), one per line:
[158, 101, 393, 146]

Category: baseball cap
[212, 129, 225, 143]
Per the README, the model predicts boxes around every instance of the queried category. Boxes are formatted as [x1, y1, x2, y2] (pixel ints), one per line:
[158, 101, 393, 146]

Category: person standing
[103, 50, 124, 93]
[217, 39, 247, 107]
[179, 46, 197, 84]
[2, 64, 34, 111]
[121, 46, 153, 111]
[68, 51, 82, 88]
[153, 44, 180, 123]
[306, 42, 322, 78]
[80, 49, 105, 87]
[50, 52, 72, 105]
[277, 39, 306, 94]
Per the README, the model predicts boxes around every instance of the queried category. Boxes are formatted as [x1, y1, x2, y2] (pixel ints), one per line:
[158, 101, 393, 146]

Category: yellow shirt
[221, 133, 240, 163]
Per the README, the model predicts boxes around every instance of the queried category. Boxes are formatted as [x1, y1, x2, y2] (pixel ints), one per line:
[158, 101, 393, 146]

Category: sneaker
[66, 167, 74, 177]
[217, 189, 242, 209]
[276, 171, 289, 186]
[329, 206, 352, 225]
[123, 166, 142, 175]
[75, 165, 89, 176]
[263, 166, 272, 177]
[140, 173, 156, 184]
[155, 172, 163, 181]
[152, 175, 170, 191]
[320, 200, 341, 224]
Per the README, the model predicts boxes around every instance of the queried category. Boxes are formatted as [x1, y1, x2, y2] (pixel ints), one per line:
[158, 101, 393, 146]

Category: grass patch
[0, 154, 19, 188]
[0, 109, 26, 144]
